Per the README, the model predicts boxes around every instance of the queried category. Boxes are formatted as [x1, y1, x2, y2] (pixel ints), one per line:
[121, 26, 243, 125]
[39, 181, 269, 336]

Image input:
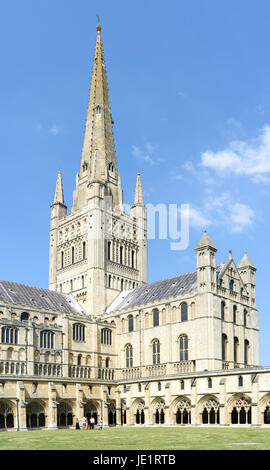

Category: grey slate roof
[106, 271, 198, 313]
[0, 280, 87, 316]
[107, 263, 226, 314]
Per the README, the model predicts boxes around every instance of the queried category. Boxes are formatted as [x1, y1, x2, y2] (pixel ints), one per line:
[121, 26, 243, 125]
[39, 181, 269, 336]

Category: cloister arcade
[2, 392, 270, 430]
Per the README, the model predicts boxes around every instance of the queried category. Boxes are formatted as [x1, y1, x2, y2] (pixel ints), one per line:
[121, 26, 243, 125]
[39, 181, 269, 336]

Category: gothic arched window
[73, 323, 85, 342]
[181, 303, 188, 322]
[233, 305, 237, 323]
[128, 315, 134, 332]
[152, 339, 160, 365]
[101, 328, 112, 345]
[222, 334, 228, 361]
[1, 327, 18, 345]
[234, 337, 239, 364]
[244, 309, 248, 327]
[244, 340, 250, 365]
[221, 301, 225, 321]
[179, 334, 188, 361]
[125, 344, 133, 368]
[40, 330, 54, 349]
[153, 309, 159, 327]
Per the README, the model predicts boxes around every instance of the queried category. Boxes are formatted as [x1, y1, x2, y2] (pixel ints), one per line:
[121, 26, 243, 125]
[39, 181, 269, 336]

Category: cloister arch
[26, 399, 46, 428]
[151, 397, 165, 425]
[227, 393, 252, 424]
[197, 395, 220, 424]
[131, 398, 145, 425]
[258, 393, 270, 424]
[57, 400, 74, 427]
[0, 399, 15, 429]
[172, 396, 191, 424]
[84, 400, 99, 425]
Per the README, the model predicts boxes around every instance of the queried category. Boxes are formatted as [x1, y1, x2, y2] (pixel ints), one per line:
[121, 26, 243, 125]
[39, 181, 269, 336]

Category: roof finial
[96, 14, 101, 31]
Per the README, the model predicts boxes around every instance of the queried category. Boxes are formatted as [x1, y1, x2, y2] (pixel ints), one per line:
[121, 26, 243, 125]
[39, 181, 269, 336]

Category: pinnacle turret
[53, 170, 65, 205]
[238, 252, 256, 270]
[133, 173, 144, 206]
[195, 231, 217, 252]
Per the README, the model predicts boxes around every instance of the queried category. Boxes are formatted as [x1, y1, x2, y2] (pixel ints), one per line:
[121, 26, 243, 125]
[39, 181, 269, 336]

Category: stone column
[219, 378, 227, 425]
[16, 381, 27, 431]
[101, 386, 108, 426]
[144, 383, 151, 425]
[190, 379, 198, 425]
[251, 375, 260, 426]
[115, 389, 122, 426]
[165, 382, 173, 425]
[48, 382, 58, 429]
[75, 383, 84, 425]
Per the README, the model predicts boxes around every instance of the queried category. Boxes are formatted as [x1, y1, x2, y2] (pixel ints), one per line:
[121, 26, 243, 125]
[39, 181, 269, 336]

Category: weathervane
[97, 14, 100, 24]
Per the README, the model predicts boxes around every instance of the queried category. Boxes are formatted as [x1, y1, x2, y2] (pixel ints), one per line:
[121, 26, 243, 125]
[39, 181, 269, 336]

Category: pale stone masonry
[0, 24, 270, 431]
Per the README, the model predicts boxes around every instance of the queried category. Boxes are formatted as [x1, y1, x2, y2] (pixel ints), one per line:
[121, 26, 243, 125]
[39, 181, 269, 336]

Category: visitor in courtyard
[99, 418, 103, 430]
[90, 416, 95, 429]
[82, 416, 86, 429]
[85, 417, 89, 430]
[75, 418, 80, 430]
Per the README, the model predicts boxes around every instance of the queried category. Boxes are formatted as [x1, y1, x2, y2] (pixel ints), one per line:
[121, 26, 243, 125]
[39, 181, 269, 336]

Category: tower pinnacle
[53, 170, 65, 205]
[133, 173, 144, 206]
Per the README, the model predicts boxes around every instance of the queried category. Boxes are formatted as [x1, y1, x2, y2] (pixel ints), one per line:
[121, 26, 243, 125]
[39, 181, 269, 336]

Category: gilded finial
[96, 14, 101, 31]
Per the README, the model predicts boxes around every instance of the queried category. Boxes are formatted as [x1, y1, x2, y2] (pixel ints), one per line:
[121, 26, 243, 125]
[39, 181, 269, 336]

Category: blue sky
[1, 0, 270, 363]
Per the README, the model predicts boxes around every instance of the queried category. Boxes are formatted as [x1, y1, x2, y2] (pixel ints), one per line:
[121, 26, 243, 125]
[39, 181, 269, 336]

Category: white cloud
[181, 192, 254, 233]
[230, 203, 254, 233]
[200, 124, 270, 182]
[186, 206, 212, 230]
[50, 124, 61, 136]
[132, 143, 165, 166]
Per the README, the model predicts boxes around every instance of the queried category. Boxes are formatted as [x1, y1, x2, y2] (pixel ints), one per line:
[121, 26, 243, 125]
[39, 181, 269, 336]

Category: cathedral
[0, 23, 270, 432]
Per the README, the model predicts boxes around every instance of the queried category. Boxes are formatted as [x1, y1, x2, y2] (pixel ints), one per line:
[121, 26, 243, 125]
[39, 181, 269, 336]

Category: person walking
[75, 418, 80, 430]
[82, 416, 86, 429]
[85, 417, 89, 430]
[99, 418, 103, 430]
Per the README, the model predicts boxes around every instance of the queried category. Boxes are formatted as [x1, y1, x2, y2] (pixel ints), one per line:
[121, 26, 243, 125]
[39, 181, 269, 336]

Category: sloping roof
[0, 281, 87, 316]
[106, 271, 198, 313]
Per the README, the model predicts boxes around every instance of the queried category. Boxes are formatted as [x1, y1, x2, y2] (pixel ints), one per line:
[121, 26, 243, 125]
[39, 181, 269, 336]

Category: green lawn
[0, 427, 270, 450]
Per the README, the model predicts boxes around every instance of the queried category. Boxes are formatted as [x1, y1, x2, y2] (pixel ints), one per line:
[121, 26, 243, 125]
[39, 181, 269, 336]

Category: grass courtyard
[0, 426, 270, 450]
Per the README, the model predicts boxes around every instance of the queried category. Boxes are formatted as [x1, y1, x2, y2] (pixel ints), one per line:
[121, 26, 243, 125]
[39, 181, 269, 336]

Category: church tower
[49, 23, 147, 316]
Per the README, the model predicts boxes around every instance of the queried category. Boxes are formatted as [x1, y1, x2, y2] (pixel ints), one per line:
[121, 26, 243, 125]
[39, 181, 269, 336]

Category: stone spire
[238, 252, 256, 270]
[133, 173, 144, 206]
[195, 230, 217, 252]
[80, 23, 117, 182]
[53, 170, 65, 205]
